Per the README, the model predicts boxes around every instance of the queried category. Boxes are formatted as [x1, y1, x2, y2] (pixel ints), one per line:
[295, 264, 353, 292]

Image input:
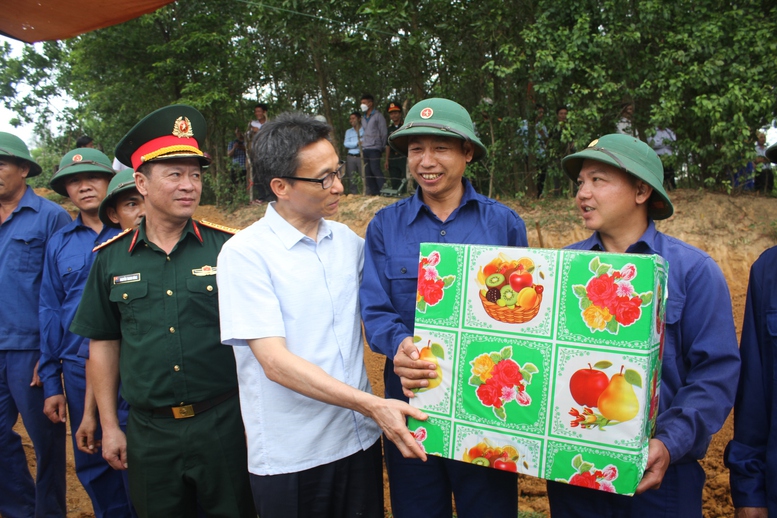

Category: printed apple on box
[408, 243, 667, 495]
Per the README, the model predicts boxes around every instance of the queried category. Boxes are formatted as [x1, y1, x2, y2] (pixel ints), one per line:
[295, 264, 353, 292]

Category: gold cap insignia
[192, 265, 217, 276]
[420, 107, 434, 119]
[73, 154, 83, 162]
[173, 116, 194, 138]
[588, 139, 599, 148]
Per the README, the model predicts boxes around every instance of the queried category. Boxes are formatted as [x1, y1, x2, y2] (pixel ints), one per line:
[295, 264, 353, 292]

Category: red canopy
[0, 0, 175, 43]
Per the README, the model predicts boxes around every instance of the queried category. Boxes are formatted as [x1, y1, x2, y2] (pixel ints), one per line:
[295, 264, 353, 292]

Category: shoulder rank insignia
[93, 228, 133, 252]
[198, 219, 240, 234]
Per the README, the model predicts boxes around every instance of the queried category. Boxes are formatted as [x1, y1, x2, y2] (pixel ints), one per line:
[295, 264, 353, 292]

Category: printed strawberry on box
[408, 243, 667, 495]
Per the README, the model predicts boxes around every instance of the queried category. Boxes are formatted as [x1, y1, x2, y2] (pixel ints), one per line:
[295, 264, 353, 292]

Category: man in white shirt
[217, 112, 427, 518]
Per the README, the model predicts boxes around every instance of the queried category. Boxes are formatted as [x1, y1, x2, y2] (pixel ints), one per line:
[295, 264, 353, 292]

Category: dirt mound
[22, 189, 777, 516]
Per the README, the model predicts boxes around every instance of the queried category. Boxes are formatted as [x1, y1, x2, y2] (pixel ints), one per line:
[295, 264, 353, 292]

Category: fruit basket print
[476, 252, 545, 324]
[572, 257, 653, 334]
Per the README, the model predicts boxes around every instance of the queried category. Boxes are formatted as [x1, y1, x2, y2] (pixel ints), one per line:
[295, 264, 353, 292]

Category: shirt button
[169, 327, 175, 333]
[440, 230, 447, 236]
[206, 285, 213, 292]
[173, 365, 180, 372]
[166, 256, 171, 261]
[122, 293, 128, 300]
[166, 290, 173, 296]
[400, 267, 407, 274]
[67, 267, 72, 272]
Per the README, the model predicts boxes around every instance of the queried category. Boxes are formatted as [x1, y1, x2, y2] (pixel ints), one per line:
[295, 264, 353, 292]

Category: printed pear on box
[552, 350, 652, 448]
[409, 329, 456, 412]
[465, 246, 557, 336]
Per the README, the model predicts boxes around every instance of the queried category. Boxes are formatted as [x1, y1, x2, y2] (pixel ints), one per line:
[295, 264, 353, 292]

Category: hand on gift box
[635, 438, 670, 494]
[394, 336, 440, 399]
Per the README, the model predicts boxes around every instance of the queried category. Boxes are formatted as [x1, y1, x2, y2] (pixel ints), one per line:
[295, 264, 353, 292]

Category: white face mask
[360, 103, 369, 113]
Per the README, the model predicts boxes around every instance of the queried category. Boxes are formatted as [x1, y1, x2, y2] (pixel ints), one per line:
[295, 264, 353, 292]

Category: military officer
[70, 105, 254, 517]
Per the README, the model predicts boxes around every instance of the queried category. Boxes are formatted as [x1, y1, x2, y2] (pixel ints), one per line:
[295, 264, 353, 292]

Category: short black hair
[250, 112, 332, 202]
[360, 93, 374, 103]
[255, 103, 269, 111]
[76, 135, 93, 147]
[350, 111, 361, 119]
[556, 106, 568, 114]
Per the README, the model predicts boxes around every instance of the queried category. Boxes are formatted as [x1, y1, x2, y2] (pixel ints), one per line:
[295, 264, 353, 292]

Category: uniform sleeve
[69, 252, 122, 340]
[38, 235, 65, 398]
[507, 210, 529, 247]
[343, 129, 357, 151]
[725, 258, 770, 508]
[653, 256, 740, 462]
[360, 213, 412, 358]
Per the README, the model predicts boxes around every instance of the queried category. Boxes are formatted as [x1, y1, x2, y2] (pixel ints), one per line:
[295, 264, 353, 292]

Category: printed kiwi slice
[485, 273, 505, 288]
[500, 285, 518, 306]
[471, 457, 490, 467]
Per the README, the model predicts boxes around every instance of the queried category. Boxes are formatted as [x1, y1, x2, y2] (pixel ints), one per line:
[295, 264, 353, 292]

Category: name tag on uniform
[192, 265, 217, 276]
[113, 273, 141, 285]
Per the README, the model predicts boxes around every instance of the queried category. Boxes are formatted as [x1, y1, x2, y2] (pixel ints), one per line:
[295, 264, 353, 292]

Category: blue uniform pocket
[10, 231, 45, 274]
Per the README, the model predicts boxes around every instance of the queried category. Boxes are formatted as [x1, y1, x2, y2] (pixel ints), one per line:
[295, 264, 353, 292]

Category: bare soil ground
[19, 188, 777, 516]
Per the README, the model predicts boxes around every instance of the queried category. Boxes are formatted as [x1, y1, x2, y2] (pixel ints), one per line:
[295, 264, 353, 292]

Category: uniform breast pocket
[385, 255, 419, 301]
[109, 281, 150, 335]
[662, 297, 684, 362]
[10, 232, 46, 274]
[57, 253, 86, 280]
[185, 277, 219, 327]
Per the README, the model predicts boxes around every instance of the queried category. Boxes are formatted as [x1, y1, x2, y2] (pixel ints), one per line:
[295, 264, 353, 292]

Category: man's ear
[270, 178, 288, 200]
[134, 172, 148, 196]
[635, 180, 653, 205]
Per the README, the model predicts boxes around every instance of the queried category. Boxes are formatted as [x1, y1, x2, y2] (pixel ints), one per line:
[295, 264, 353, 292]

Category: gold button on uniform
[173, 365, 180, 372]
[166, 290, 173, 296]
[206, 285, 213, 292]
[169, 327, 175, 333]
[122, 293, 128, 300]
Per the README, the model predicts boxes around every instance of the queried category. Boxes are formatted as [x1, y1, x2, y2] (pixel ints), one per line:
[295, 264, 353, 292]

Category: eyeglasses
[278, 161, 346, 190]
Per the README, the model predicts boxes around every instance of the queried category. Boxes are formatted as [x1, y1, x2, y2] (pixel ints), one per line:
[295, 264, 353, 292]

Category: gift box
[408, 243, 667, 495]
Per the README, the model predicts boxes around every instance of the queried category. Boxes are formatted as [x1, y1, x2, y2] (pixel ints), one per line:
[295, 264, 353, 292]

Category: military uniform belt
[151, 388, 239, 419]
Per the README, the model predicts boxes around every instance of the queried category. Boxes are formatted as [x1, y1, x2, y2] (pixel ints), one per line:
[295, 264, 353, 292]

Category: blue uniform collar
[405, 178, 478, 226]
[578, 220, 659, 255]
[14, 185, 42, 214]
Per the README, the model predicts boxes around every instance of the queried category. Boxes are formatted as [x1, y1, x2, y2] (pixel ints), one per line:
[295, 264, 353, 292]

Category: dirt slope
[19, 188, 777, 516]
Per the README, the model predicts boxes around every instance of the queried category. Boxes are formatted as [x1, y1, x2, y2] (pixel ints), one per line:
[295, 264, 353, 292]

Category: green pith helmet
[562, 133, 674, 220]
[115, 104, 210, 171]
[0, 131, 42, 177]
[50, 148, 115, 196]
[388, 98, 487, 162]
[99, 168, 139, 228]
[766, 142, 777, 164]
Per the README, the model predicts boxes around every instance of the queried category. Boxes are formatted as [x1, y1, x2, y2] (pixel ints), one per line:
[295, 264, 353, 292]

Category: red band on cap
[131, 135, 201, 170]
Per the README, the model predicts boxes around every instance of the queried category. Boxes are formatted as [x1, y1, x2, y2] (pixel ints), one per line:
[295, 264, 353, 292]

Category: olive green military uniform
[71, 219, 254, 517]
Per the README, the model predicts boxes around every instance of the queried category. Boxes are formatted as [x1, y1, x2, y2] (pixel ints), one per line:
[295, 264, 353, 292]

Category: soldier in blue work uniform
[0, 131, 71, 517]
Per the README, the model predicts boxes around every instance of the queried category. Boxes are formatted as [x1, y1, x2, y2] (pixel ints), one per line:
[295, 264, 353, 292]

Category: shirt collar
[129, 217, 200, 253]
[265, 202, 333, 249]
[580, 220, 659, 255]
[405, 177, 478, 226]
[15, 185, 41, 214]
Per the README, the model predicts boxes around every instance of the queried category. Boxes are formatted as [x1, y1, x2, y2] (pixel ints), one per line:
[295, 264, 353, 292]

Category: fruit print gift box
[408, 243, 667, 495]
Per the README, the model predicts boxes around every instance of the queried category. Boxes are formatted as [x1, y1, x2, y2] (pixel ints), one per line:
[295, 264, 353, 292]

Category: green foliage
[1, 0, 775, 205]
